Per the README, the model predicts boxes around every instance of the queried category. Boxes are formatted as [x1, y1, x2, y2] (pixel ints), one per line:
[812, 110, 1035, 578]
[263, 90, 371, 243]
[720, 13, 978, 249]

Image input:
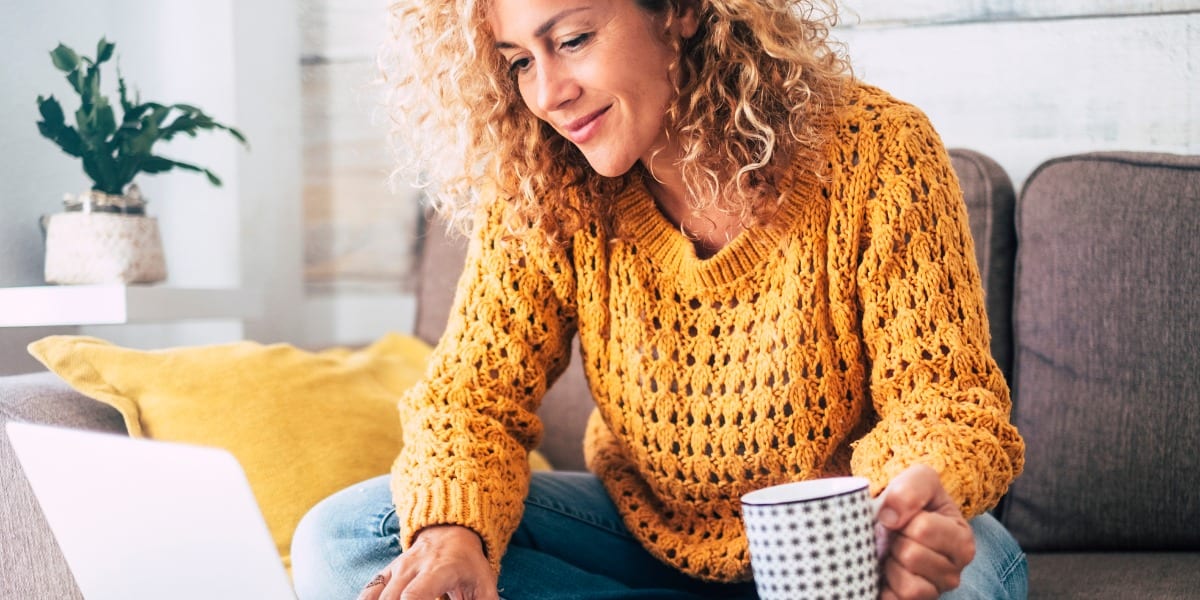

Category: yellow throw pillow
[28, 333, 553, 570]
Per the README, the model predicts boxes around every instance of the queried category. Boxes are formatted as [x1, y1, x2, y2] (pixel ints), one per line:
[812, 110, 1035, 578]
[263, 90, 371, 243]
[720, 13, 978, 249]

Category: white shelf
[0, 285, 260, 328]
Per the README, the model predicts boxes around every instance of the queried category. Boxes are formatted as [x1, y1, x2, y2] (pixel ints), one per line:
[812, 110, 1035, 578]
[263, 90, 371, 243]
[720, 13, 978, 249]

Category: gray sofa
[3, 150, 1198, 599]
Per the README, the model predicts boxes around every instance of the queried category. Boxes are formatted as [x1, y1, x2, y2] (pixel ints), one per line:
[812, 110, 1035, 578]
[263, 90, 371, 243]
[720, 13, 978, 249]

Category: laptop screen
[6, 422, 295, 600]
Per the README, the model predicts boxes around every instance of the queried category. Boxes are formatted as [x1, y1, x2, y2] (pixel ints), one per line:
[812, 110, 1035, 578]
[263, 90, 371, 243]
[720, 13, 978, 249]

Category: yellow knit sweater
[391, 83, 1025, 582]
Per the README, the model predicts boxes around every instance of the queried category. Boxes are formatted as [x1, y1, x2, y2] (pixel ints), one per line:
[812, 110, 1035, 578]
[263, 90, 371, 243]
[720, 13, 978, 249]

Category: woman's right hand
[357, 524, 499, 600]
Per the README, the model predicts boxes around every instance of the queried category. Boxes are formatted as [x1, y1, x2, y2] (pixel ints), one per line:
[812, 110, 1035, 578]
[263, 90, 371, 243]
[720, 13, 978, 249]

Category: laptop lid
[6, 422, 295, 600]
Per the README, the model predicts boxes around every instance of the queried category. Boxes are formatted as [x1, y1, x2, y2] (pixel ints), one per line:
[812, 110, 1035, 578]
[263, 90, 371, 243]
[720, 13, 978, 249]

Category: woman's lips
[562, 105, 611, 144]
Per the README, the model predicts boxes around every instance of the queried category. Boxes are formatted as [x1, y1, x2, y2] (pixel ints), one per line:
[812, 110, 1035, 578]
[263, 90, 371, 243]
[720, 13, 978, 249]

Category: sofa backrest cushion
[413, 215, 465, 349]
[949, 148, 1017, 382]
[1002, 152, 1200, 551]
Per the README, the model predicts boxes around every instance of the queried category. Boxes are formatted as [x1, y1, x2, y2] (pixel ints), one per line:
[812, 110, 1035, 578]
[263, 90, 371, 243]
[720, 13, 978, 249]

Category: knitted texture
[391, 83, 1024, 581]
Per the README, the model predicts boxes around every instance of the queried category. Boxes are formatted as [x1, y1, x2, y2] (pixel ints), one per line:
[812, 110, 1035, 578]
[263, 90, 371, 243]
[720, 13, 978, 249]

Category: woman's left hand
[876, 464, 975, 600]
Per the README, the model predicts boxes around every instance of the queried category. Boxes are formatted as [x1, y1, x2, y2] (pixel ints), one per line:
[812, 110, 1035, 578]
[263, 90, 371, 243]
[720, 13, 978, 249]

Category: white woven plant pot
[43, 212, 167, 284]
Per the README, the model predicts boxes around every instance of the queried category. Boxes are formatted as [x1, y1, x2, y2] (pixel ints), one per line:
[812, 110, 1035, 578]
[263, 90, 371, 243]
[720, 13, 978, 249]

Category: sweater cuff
[851, 423, 1019, 517]
[392, 477, 507, 574]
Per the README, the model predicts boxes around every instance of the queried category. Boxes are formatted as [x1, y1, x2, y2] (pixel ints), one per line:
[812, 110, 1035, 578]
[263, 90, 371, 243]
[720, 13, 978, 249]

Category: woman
[291, 0, 1028, 598]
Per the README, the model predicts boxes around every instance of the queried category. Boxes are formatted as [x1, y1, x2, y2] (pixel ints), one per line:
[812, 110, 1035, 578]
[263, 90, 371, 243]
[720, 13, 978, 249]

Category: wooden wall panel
[300, 0, 421, 297]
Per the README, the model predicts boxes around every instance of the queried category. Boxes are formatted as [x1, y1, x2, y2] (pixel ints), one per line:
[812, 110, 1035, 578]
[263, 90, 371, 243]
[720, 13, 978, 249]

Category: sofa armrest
[1, 371, 126, 599]
[0, 371, 125, 432]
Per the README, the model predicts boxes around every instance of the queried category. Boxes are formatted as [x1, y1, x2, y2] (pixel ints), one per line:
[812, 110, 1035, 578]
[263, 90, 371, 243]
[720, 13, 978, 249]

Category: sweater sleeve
[849, 107, 1024, 517]
[390, 201, 577, 572]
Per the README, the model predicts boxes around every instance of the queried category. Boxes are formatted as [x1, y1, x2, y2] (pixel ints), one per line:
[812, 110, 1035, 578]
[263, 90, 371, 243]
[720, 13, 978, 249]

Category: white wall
[0, 0, 302, 374]
[0, 1, 109, 374]
[835, 1, 1200, 188]
[231, 0, 305, 345]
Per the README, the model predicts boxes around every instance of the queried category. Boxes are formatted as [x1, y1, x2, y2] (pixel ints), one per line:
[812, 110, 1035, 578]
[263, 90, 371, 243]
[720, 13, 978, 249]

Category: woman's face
[489, 0, 697, 178]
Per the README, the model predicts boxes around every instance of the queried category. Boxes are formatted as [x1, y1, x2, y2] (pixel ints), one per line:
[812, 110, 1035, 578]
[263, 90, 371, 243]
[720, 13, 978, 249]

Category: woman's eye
[508, 57, 532, 75]
[560, 33, 591, 50]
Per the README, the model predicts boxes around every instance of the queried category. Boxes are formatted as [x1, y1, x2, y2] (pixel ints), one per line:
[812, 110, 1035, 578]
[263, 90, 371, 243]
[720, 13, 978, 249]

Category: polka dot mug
[741, 476, 882, 600]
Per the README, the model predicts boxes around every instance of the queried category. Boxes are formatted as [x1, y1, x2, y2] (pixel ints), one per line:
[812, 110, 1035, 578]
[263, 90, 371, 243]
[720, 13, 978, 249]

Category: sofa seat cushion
[1005, 152, 1200, 551]
[1028, 552, 1200, 599]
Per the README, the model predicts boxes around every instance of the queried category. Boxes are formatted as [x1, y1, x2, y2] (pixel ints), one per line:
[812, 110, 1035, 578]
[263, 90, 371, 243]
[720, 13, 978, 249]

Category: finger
[900, 511, 975, 569]
[875, 521, 897, 560]
[889, 530, 962, 592]
[388, 569, 452, 600]
[365, 556, 421, 600]
[356, 571, 390, 600]
[881, 555, 940, 600]
[398, 573, 496, 600]
[878, 465, 950, 531]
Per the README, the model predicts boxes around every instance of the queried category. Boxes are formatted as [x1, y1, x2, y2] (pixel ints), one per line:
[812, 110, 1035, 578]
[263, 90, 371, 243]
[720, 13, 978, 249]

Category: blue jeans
[291, 472, 1027, 600]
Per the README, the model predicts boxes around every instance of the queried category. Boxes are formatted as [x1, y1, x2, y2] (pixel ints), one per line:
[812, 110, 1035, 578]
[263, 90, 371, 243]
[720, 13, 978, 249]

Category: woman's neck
[641, 163, 745, 259]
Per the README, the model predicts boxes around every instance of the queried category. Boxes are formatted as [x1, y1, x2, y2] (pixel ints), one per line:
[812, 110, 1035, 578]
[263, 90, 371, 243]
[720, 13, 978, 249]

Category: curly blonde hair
[382, 0, 850, 241]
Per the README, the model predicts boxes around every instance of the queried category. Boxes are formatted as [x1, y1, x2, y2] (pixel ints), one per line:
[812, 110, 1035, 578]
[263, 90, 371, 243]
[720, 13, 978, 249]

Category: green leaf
[37, 95, 65, 125]
[74, 105, 94, 134]
[61, 128, 86, 156]
[159, 156, 202, 174]
[120, 109, 165, 159]
[81, 156, 105, 189]
[139, 155, 175, 174]
[202, 120, 249, 147]
[37, 121, 82, 157]
[39, 123, 86, 157]
[50, 44, 79, 72]
[117, 69, 134, 113]
[67, 68, 86, 95]
[36, 96, 87, 157]
[75, 99, 116, 144]
[226, 126, 248, 146]
[94, 99, 117, 138]
[160, 114, 197, 141]
[81, 154, 122, 195]
[144, 155, 224, 187]
[85, 65, 102, 106]
[123, 129, 157, 157]
[159, 105, 249, 148]
[96, 38, 115, 63]
[147, 107, 169, 126]
[122, 102, 154, 124]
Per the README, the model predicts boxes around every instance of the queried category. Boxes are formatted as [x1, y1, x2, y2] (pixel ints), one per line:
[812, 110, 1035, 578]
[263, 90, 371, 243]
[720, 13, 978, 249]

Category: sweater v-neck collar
[611, 162, 820, 289]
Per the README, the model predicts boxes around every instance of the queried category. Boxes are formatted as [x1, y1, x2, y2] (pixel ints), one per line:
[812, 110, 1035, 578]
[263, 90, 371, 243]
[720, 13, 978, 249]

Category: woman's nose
[534, 60, 580, 114]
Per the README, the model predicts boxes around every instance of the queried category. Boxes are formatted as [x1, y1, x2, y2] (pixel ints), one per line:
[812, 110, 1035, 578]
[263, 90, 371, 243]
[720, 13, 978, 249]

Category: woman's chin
[580, 153, 637, 179]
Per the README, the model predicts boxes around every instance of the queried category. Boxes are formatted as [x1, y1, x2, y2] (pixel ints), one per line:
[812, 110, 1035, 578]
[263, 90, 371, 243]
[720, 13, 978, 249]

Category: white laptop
[6, 421, 296, 600]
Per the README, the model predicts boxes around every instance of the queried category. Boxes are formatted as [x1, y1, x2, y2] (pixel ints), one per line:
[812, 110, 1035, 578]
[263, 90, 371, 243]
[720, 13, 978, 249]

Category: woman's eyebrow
[494, 6, 592, 49]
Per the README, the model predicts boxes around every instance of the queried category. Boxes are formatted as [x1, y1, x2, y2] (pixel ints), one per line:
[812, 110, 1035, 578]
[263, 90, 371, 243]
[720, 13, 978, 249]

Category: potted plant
[36, 37, 247, 285]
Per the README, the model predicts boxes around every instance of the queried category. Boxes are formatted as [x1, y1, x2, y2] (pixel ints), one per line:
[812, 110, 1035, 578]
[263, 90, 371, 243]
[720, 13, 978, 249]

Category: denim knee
[290, 475, 398, 600]
[942, 512, 1028, 600]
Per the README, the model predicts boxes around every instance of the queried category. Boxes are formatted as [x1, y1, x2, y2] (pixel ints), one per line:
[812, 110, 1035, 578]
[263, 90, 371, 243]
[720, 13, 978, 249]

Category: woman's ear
[676, 0, 700, 39]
